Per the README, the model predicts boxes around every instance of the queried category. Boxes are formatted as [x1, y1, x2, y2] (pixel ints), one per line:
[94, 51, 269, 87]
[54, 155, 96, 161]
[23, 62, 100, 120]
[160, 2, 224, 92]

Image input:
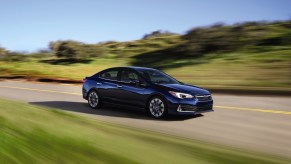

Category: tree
[58, 41, 80, 59]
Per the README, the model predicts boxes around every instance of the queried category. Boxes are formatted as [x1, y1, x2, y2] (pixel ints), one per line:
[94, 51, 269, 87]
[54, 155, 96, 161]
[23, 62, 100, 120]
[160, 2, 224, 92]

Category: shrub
[49, 40, 104, 59]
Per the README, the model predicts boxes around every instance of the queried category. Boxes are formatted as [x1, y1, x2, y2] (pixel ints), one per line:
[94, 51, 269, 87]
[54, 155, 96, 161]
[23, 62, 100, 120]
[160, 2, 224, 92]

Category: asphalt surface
[0, 80, 291, 158]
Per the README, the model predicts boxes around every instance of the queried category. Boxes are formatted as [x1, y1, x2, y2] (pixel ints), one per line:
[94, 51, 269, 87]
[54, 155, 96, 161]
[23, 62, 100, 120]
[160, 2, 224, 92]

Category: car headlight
[169, 91, 194, 99]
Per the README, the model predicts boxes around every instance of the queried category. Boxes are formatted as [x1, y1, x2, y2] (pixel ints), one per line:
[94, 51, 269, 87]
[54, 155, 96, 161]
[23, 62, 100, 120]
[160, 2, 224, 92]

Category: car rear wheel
[88, 90, 101, 109]
[148, 96, 167, 118]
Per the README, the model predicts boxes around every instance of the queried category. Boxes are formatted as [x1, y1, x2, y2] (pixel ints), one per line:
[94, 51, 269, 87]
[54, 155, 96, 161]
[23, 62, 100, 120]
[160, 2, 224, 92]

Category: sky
[0, 0, 291, 52]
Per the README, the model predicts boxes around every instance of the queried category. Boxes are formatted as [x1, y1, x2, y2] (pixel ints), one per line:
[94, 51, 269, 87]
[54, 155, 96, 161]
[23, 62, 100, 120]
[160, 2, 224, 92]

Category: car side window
[129, 72, 138, 80]
[120, 70, 139, 82]
[100, 70, 118, 80]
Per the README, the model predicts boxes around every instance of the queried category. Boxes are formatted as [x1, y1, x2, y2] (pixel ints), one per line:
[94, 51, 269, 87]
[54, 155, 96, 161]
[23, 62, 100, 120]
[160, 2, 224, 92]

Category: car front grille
[195, 95, 212, 101]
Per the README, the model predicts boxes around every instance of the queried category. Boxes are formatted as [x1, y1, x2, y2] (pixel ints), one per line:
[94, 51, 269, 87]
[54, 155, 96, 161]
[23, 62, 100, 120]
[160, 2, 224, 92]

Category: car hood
[159, 83, 210, 95]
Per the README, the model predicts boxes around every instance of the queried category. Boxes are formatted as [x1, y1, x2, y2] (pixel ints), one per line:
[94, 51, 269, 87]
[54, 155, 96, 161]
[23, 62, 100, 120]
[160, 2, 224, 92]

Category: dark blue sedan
[82, 66, 213, 118]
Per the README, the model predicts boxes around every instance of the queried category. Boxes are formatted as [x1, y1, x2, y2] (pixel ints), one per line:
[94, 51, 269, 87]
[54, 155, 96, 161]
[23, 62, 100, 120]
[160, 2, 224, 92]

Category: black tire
[87, 90, 102, 109]
[147, 96, 168, 119]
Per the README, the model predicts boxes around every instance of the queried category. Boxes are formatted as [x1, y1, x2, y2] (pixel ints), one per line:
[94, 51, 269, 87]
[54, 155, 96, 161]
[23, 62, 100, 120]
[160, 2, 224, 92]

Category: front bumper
[166, 96, 214, 115]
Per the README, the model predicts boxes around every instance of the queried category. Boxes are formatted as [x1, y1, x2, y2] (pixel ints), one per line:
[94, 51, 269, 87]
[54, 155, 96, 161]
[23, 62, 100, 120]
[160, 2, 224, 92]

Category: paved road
[0, 80, 291, 157]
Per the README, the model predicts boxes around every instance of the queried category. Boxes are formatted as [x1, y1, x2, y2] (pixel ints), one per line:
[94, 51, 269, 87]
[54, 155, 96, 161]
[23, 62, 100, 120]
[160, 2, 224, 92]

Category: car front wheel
[148, 96, 167, 118]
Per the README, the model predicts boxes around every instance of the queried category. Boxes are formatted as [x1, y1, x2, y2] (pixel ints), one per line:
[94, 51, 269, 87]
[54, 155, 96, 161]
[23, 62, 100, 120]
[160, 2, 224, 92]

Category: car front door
[116, 69, 148, 109]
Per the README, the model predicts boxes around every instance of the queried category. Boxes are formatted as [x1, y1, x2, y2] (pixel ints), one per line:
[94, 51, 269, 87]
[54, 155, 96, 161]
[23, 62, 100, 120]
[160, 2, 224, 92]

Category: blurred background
[0, 0, 290, 92]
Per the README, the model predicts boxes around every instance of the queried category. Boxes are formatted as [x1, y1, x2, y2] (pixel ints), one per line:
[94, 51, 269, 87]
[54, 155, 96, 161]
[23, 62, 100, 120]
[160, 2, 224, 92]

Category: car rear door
[97, 68, 122, 104]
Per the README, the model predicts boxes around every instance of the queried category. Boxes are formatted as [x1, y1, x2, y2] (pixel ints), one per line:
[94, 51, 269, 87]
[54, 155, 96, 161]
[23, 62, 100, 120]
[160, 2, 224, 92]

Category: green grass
[166, 49, 291, 88]
[0, 98, 290, 163]
[0, 58, 129, 80]
[0, 48, 290, 89]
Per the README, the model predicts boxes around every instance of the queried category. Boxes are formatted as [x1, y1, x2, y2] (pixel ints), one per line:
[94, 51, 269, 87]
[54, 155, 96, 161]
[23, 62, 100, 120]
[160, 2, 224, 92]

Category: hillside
[0, 21, 291, 90]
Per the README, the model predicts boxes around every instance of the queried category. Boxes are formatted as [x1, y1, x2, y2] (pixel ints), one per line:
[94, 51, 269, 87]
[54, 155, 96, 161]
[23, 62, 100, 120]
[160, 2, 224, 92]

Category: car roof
[111, 66, 157, 71]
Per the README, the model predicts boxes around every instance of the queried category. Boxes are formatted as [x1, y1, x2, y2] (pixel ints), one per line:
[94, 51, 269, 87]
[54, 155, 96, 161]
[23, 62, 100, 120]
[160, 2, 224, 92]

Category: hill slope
[0, 21, 290, 90]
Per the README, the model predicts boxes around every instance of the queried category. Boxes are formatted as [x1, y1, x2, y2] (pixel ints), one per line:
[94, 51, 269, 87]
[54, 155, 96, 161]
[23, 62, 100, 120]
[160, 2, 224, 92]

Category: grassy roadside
[1, 48, 290, 94]
[0, 98, 290, 163]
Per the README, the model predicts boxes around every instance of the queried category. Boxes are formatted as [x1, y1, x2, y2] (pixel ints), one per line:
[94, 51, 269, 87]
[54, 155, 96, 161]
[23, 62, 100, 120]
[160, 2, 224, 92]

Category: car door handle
[96, 82, 102, 85]
[117, 85, 122, 88]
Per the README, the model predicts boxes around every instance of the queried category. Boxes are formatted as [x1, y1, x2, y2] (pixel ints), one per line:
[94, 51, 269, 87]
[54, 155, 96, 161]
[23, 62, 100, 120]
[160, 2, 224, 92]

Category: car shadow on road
[29, 101, 203, 121]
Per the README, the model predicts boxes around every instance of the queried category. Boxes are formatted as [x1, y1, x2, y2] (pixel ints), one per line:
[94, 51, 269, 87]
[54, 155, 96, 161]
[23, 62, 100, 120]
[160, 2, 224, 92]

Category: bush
[1, 54, 29, 62]
[49, 40, 104, 59]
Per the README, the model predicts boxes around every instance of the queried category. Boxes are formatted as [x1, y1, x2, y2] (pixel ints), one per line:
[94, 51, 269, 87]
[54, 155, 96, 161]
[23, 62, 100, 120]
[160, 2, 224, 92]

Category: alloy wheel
[88, 91, 99, 108]
[149, 97, 165, 118]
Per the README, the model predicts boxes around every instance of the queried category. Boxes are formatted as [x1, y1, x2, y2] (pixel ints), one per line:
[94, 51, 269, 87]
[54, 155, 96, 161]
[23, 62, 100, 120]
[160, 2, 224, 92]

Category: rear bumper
[82, 87, 88, 100]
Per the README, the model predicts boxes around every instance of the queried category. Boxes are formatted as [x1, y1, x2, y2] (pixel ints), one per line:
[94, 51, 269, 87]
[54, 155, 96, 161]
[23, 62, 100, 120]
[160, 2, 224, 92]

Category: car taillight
[82, 78, 87, 83]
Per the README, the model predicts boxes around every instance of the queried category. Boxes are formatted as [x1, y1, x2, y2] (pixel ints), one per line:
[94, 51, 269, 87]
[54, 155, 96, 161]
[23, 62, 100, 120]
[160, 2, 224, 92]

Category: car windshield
[138, 69, 180, 84]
